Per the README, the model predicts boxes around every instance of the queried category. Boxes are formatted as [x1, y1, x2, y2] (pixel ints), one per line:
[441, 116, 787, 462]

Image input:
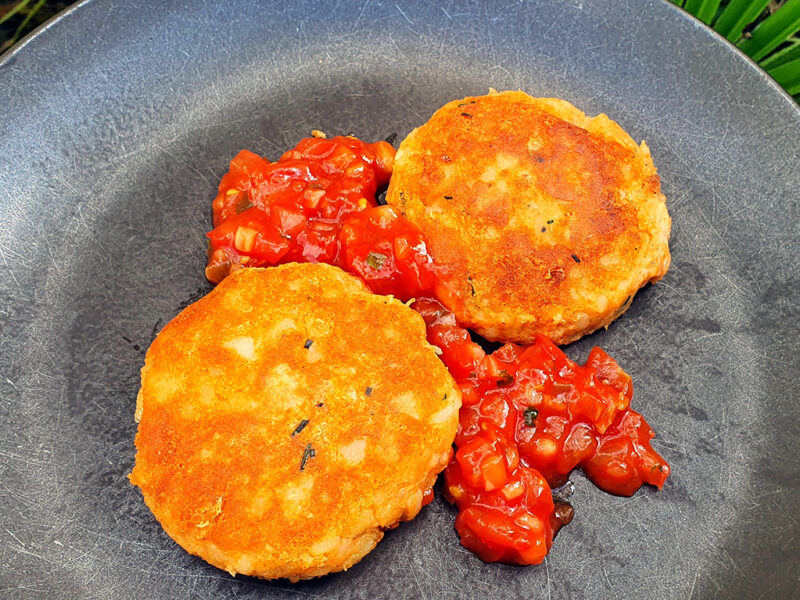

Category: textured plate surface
[1, 1, 798, 598]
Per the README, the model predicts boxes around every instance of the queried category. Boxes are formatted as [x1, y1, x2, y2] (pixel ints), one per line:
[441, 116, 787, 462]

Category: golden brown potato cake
[387, 90, 671, 345]
[129, 263, 460, 581]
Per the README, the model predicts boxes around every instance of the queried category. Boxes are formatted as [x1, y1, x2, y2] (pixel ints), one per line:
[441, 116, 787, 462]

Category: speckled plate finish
[1, 0, 798, 598]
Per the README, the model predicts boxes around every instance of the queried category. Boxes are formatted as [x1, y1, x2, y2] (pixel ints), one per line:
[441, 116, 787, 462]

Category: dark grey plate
[1, 0, 798, 598]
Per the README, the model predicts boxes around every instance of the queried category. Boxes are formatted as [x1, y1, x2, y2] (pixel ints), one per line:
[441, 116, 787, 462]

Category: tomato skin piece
[227, 149, 270, 188]
[270, 205, 307, 237]
[586, 346, 633, 399]
[414, 298, 485, 378]
[207, 207, 272, 247]
[583, 410, 671, 496]
[212, 150, 271, 227]
[338, 206, 441, 300]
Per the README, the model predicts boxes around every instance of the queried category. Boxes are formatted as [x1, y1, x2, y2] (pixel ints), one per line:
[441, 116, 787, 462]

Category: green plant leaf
[759, 37, 800, 70]
[0, 0, 32, 26]
[684, 0, 723, 25]
[713, 0, 772, 42]
[768, 58, 800, 94]
[10, 0, 46, 45]
[737, 0, 800, 61]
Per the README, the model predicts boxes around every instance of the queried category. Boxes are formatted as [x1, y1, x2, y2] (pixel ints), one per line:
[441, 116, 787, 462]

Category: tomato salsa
[206, 135, 437, 297]
[416, 298, 669, 563]
[205, 134, 670, 565]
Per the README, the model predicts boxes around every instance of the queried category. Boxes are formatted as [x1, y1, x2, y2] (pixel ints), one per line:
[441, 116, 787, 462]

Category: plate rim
[0, 1, 797, 597]
[2, 0, 798, 116]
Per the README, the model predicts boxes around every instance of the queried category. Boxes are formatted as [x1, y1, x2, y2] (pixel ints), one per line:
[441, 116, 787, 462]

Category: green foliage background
[1, 1, 798, 101]
[675, 0, 800, 100]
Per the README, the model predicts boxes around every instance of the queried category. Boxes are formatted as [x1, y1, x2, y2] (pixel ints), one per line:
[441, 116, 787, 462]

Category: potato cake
[387, 90, 671, 344]
[129, 263, 460, 581]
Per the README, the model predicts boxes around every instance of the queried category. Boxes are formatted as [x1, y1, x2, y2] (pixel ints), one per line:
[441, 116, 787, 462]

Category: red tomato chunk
[205, 136, 670, 566]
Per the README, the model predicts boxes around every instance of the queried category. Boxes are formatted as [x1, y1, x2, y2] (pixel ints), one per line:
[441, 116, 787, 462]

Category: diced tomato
[586, 347, 633, 399]
[270, 205, 307, 237]
[207, 207, 272, 248]
[224, 149, 270, 192]
[583, 410, 670, 496]
[205, 136, 397, 283]
[455, 433, 511, 492]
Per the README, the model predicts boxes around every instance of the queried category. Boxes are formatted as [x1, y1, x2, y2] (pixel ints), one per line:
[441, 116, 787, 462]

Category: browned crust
[387, 91, 671, 344]
[130, 263, 460, 580]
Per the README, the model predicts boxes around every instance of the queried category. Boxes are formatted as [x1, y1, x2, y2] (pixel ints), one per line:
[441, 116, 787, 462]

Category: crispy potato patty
[130, 263, 460, 581]
[387, 91, 671, 344]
